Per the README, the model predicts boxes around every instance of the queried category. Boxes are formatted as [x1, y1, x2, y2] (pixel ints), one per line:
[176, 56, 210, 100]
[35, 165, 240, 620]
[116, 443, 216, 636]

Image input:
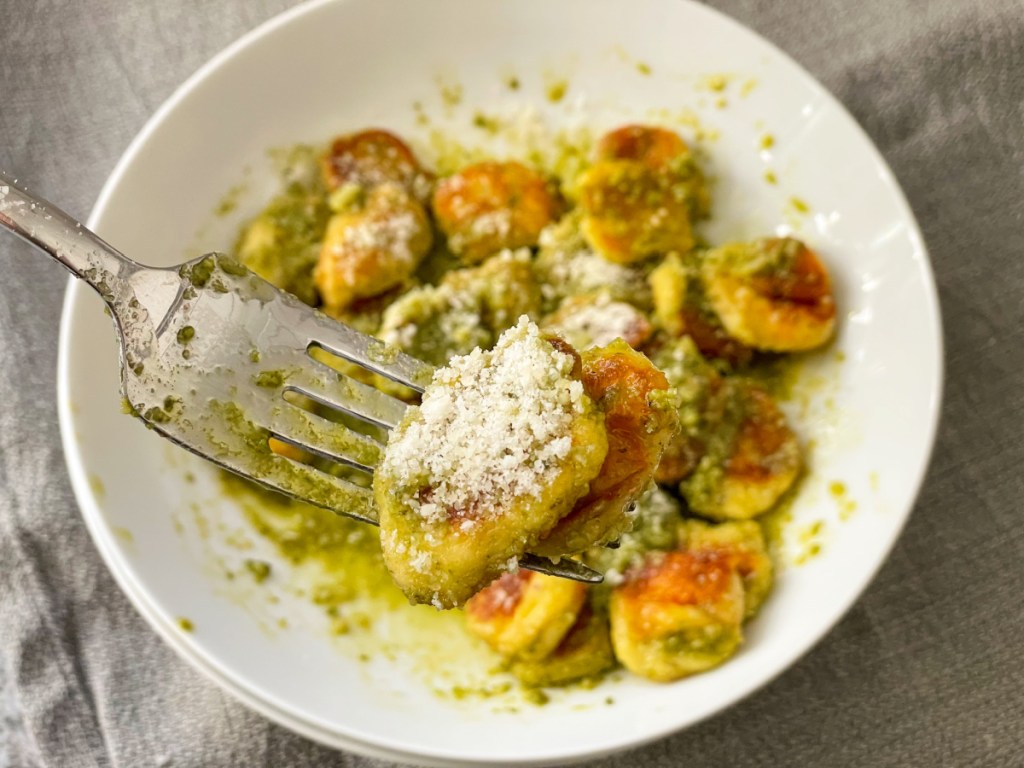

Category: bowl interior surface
[58, 0, 941, 764]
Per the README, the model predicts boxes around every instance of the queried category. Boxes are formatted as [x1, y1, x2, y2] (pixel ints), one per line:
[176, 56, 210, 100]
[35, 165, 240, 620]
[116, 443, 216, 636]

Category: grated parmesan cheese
[332, 208, 420, 285]
[545, 293, 649, 349]
[380, 317, 587, 524]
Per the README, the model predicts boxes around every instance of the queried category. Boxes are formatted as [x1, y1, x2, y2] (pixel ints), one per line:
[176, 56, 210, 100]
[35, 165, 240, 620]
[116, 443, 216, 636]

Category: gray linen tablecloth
[2, 0, 1023, 765]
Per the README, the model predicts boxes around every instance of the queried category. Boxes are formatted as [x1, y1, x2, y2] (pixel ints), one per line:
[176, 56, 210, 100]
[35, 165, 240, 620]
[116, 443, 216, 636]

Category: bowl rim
[56, 0, 945, 764]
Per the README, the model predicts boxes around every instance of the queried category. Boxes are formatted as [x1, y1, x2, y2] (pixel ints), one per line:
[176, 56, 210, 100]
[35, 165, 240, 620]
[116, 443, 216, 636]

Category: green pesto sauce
[701, 73, 730, 92]
[253, 369, 286, 388]
[112, 526, 133, 544]
[244, 558, 272, 583]
[437, 78, 464, 107]
[545, 80, 569, 103]
[789, 196, 810, 214]
[181, 257, 214, 288]
[327, 183, 365, 213]
[829, 481, 857, 520]
[89, 475, 106, 500]
[709, 237, 801, 280]
[234, 181, 329, 306]
[793, 518, 825, 565]
[211, 400, 378, 520]
[523, 688, 550, 706]
[586, 487, 680, 577]
[472, 112, 503, 134]
[679, 381, 749, 513]
[758, 470, 806, 553]
[745, 354, 804, 401]
[218, 472, 523, 700]
[215, 182, 248, 217]
[143, 406, 171, 424]
[220, 473, 399, 602]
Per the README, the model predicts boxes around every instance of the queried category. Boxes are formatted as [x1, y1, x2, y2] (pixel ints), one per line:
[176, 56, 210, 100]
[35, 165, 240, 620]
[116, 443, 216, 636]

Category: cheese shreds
[545, 293, 649, 349]
[535, 215, 650, 305]
[332, 209, 420, 285]
[381, 317, 586, 524]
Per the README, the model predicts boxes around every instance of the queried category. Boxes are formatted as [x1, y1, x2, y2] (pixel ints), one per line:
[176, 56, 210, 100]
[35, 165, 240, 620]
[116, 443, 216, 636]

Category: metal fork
[0, 172, 601, 584]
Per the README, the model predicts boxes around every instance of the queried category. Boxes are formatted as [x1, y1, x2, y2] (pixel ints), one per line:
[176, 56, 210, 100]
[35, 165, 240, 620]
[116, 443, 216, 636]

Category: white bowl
[57, 0, 943, 764]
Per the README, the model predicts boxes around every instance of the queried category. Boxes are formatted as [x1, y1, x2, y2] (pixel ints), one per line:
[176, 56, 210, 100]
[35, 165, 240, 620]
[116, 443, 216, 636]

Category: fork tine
[267, 401, 383, 473]
[519, 555, 604, 584]
[283, 354, 409, 430]
[302, 309, 434, 392]
[149, 419, 381, 526]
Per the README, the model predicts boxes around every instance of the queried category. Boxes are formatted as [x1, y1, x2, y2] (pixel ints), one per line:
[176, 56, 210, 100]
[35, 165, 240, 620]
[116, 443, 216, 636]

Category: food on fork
[375, 318, 609, 608]
[375, 320, 677, 607]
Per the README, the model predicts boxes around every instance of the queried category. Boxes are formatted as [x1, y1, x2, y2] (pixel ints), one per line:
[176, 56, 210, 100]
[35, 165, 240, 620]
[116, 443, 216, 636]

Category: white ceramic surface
[57, 0, 943, 764]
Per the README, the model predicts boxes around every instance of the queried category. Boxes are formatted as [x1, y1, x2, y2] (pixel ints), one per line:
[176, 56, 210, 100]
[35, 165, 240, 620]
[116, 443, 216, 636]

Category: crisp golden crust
[432, 162, 562, 264]
[465, 570, 587, 660]
[677, 519, 773, 619]
[534, 340, 677, 556]
[598, 124, 690, 169]
[320, 129, 433, 201]
[610, 549, 745, 681]
[314, 184, 433, 311]
[703, 238, 836, 352]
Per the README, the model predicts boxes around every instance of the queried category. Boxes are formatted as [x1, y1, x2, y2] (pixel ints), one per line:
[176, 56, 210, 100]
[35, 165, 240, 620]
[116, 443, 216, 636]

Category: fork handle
[0, 171, 141, 306]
